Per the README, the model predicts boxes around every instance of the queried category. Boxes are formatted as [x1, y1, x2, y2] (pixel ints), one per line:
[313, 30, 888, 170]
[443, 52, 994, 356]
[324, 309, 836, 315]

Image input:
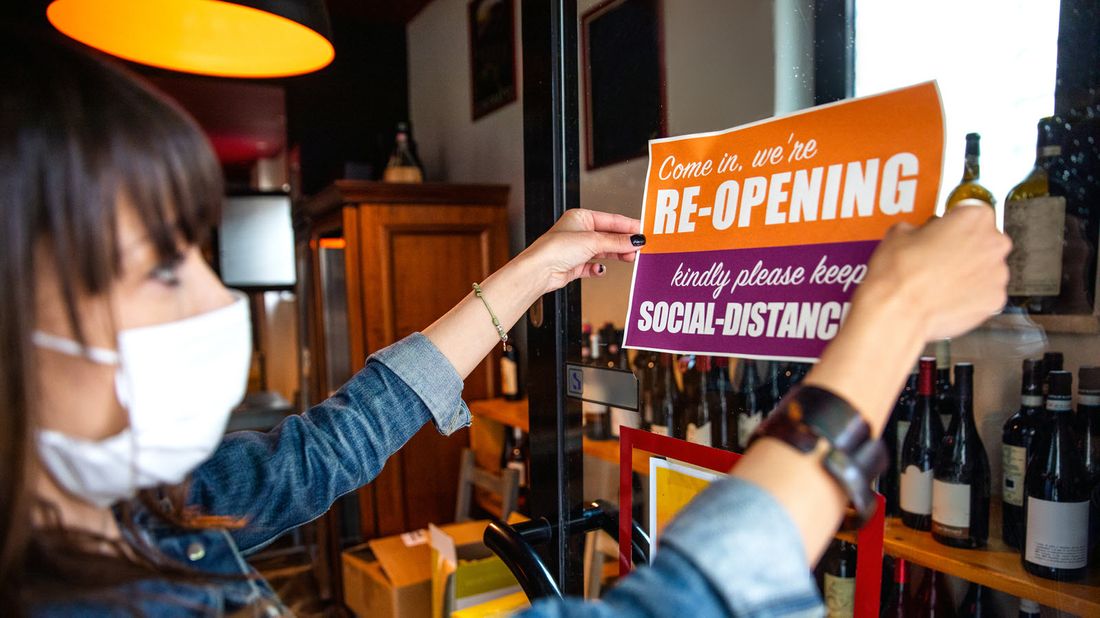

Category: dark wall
[286, 17, 410, 195]
[1, 1, 410, 197]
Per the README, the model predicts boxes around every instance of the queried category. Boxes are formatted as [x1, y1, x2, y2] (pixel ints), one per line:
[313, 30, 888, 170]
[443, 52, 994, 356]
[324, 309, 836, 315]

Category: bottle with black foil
[935, 363, 955, 434]
[886, 369, 919, 516]
[687, 356, 713, 446]
[634, 351, 658, 431]
[505, 427, 529, 509]
[901, 357, 944, 531]
[1002, 359, 1044, 549]
[1077, 366, 1100, 560]
[650, 354, 679, 438]
[956, 583, 991, 617]
[932, 363, 990, 548]
[1023, 370, 1090, 581]
[709, 357, 735, 450]
[735, 360, 764, 452]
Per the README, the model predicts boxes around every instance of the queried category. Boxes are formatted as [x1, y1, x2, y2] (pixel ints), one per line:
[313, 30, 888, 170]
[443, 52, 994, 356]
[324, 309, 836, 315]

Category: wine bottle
[382, 121, 424, 183]
[736, 360, 764, 452]
[879, 558, 908, 618]
[935, 364, 955, 433]
[933, 363, 991, 548]
[911, 569, 956, 617]
[763, 361, 785, 414]
[506, 427, 529, 509]
[1023, 370, 1090, 581]
[1077, 366, 1100, 560]
[500, 339, 521, 401]
[956, 583, 991, 617]
[821, 539, 857, 618]
[650, 354, 678, 438]
[1078, 366, 1100, 485]
[1005, 117, 1068, 312]
[1017, 599, 1040, 618]
[685, 356, 712, 446]
[709, 357, 735, 450]
[634, 350, 658, 431]
[901, 357, 944, 530]
[581, 323, 592, 362]
[885, 370, 919, 516]
[1049, 107, 1099, 315]
[944, 132, 996, 212]
[600, 323, 618, 369]
[1002, 359, 1044, 549]
[588, 324, 602, 366]
[1041, 351, 1064, 393]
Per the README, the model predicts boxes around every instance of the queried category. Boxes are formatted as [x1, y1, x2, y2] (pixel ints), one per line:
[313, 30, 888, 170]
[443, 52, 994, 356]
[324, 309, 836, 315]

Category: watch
[748, 385, 888, 528]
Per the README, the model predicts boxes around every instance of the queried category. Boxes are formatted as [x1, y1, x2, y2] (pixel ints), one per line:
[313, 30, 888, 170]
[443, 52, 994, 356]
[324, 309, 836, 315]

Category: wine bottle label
[500, 357, 518, 396]
[823, 573, 855, 618]
[932, 480, 971, 538]
[1002, 444, 1027, 506]
[610, 408, 641, 437]
[650, 424, 669, 437]
[1047, 398, 1072, 412]
[1025, 497, 1088, 569]
[940, 414, 952, 431]
[895, 420, 910, 473]
[1005, 196, 1066, 296]
[899, 466, 933, 515]
[507, 460, 527, 487]
[1079, 393, 1100, 406]
[738, 413, 763, 449]
[687, 421, 712, 447]
[1021, 395, 1043, 408]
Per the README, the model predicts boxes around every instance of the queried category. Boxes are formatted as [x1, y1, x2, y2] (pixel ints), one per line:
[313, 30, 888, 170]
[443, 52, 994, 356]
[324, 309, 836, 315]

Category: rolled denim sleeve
[189, 333, 469, 553]
[371, 332, 471, 435]
[520, 477, 823, 617]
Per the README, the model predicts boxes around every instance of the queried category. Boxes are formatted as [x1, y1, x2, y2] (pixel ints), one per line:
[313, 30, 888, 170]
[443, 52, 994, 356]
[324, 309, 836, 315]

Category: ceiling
[325, 0, 435, 24]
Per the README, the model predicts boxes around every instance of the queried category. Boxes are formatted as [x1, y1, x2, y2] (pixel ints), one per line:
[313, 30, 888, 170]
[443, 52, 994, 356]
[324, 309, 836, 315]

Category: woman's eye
[149, 255, 183, 286]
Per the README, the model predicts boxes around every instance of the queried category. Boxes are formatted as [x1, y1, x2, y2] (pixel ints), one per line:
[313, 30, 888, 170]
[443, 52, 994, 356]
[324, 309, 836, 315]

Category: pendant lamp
[46, 0, 334, 78]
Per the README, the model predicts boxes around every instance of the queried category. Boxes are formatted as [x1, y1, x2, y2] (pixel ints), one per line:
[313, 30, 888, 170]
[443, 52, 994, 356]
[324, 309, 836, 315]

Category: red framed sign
[618, 426, 886, 617]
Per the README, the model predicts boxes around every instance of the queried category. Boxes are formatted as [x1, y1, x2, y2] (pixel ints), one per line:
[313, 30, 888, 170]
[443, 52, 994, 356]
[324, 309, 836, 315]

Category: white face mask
[33, 291, 252, 507]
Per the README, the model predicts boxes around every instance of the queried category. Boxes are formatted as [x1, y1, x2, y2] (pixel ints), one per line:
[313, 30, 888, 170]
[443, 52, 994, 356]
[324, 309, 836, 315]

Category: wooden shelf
[839, 501, 1100, 615]
[468, 398, 651, 475]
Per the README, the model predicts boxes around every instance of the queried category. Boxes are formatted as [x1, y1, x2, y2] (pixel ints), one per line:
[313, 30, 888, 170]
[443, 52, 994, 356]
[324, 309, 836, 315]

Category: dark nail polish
[597, 264, 606, 274]
[630, 234, 646, 247]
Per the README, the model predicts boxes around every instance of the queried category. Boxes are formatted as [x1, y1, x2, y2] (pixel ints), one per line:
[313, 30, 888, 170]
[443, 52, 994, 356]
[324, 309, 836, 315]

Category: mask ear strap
[32, 331, 120, 365]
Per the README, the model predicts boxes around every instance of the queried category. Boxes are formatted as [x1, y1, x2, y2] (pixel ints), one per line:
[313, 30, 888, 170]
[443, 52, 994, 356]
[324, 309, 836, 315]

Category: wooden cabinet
[299, 181, 509, 539]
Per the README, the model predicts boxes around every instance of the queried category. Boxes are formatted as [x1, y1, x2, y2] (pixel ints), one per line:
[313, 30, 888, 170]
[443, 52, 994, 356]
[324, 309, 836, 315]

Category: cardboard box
[343, 529, 433, 618]
[429, 521, 523, 618]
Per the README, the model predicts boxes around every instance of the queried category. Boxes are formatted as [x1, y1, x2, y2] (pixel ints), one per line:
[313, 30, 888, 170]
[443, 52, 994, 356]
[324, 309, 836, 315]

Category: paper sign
[648, 458, 725, 556]
[623, 82, 944, 361]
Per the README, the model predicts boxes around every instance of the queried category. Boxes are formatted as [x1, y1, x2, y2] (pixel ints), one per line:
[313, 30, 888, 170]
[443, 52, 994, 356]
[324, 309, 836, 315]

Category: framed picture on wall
[582, 0, 666, 170]
[468, 0, 517, 120]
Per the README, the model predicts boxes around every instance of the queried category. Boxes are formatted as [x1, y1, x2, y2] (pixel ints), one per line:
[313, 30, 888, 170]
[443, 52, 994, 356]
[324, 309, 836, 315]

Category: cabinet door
[358, 202, 509, 534]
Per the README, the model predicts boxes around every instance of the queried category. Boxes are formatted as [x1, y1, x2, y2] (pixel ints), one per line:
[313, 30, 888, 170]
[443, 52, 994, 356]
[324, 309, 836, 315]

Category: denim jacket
[32, 333, 823, 617]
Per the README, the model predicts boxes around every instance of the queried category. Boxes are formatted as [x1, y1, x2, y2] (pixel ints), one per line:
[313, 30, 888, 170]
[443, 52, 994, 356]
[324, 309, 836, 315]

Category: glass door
[523, 0, 1100, 612]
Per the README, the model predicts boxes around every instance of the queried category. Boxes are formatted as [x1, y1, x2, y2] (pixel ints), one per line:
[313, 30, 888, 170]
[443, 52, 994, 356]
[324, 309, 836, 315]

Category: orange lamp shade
[46, 0, 335, 78]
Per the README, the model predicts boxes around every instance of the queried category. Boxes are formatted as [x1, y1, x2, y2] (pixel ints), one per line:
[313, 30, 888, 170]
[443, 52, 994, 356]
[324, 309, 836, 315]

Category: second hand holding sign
[623, 81, 945, 361]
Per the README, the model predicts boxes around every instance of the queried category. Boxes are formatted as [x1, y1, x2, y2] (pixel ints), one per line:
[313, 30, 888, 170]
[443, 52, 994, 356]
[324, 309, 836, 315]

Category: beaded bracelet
[472, 282, 509, 351]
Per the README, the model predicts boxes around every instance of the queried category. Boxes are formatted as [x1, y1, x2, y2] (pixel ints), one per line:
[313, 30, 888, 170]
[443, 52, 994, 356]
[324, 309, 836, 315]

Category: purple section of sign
[623, 240, 880, 360]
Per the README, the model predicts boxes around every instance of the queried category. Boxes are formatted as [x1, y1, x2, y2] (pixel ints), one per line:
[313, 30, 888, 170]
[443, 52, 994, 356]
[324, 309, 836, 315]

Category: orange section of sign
[639, 82, 944, 254]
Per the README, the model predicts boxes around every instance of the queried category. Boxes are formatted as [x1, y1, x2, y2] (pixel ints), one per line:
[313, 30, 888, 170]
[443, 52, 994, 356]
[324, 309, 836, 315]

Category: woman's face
[34, 203, 234, 441]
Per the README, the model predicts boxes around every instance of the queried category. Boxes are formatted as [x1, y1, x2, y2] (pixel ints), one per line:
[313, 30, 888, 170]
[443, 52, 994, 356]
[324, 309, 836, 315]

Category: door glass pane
[575, 0, 1100, 608]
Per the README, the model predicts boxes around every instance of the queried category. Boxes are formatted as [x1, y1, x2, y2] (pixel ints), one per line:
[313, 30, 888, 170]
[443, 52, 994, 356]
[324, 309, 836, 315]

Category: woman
[1, 33, 1009, 616]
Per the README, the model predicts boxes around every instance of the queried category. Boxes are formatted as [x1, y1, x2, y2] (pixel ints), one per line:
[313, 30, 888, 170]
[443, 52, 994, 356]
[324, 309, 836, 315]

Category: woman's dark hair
[0, 29, 225, 611]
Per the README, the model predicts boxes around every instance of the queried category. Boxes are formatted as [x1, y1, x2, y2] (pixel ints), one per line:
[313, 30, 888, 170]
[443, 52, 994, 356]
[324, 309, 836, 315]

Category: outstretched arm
[423, 209, 643, 379]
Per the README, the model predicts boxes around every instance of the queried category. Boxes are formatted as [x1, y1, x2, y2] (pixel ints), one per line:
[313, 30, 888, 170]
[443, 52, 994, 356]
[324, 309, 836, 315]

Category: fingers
[582, 209, 643, 234]
[588, 230, 645, 257]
